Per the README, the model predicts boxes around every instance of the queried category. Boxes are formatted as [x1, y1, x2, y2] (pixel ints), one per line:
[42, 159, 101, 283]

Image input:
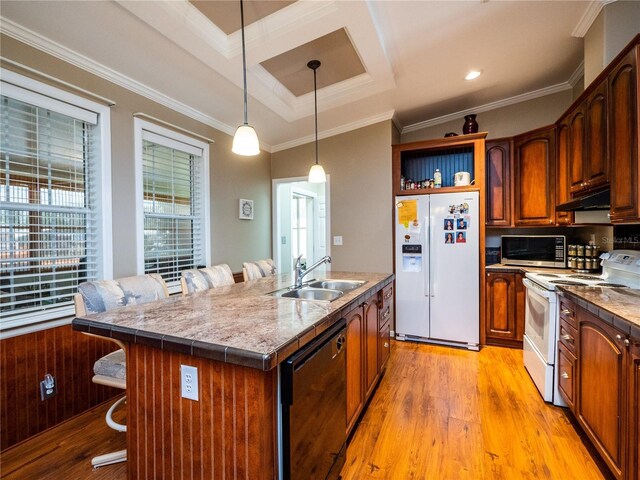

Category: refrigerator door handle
[428, 215, 434, 298]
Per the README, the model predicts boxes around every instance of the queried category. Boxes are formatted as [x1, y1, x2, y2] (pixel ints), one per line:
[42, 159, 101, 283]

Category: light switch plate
[333, 236, 343, 246]
[181, 365, 198, 401]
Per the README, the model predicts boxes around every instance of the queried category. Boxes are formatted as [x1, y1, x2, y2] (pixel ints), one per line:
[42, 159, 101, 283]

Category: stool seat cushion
[93, 349, 126, 380]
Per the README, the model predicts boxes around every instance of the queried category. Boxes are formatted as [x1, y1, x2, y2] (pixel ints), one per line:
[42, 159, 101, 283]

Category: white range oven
[522, 250, 640, 407]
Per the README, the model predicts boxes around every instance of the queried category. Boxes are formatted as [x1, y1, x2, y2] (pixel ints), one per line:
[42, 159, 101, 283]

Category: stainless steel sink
[278, 287, 343, 302]
[306, 279, 366, 292]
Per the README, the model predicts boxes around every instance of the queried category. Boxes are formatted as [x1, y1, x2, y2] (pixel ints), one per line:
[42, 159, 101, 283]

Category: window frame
[133, 118, 210, 294]
[0, 69, 113, 332]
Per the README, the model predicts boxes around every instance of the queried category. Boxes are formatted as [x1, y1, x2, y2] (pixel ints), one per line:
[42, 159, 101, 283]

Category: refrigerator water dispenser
[402, 244, 422, 272]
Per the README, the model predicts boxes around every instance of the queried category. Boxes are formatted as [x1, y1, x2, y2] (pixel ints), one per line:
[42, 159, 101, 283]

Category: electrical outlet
[333, 236, 343, 246]
[40, 373, 56, 401]
[180, 365, 198, 401]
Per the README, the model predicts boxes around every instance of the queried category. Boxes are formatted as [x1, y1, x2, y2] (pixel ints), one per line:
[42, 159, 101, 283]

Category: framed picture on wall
[239, 199, 254, 220]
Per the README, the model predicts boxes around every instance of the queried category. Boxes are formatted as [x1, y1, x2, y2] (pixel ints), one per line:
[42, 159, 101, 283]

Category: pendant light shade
[232, 124, 260, 155]
[308, 163, 326, 183]
[307, 59, 326, 184]
[232, 0, 259, 156]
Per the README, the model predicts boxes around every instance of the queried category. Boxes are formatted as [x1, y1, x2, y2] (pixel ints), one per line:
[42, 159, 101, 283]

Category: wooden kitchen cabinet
[608, 45, 640, 222]
[568, 101, 587, 195]
[485, 138, 513, 226]
[514, 125, 556, 226]
[378, 283, 393, 371]
[364, 298, 380, 399]
[346, 307, 364, 434]
[585, 81, 609, 191]
[557, 341, 577, 411]
[484, 271, 525, 348]
[555, 116, 573, 225]
[577, 307, 627, 480]
[628, 337, 640, 480]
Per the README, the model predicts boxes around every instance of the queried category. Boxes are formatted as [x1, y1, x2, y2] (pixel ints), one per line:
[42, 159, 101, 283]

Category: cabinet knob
[624, 338, 630, 347]
[562, 334, 574, 343]
[561, 372, 570, 379]
[561, 309, 571, 315]
[384, 342, 389, 348]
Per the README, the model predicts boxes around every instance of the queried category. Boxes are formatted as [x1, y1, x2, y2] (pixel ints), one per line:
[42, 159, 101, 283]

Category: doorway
[272, 176, 330, 274]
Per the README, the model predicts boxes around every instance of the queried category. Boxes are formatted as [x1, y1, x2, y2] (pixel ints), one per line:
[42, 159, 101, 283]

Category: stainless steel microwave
[501, 235, 566, 268]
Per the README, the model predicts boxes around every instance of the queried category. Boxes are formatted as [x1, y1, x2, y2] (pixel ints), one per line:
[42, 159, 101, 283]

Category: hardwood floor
[342, 341, 606, 479]
[1, 342, 606, 479]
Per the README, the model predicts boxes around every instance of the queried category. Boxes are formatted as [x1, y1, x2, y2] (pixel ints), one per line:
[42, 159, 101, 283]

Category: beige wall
[401, 90, 573, 142]
[1, 35, 272, 276]
[271, 121, 393, 273]
[584, 1, 640, 85]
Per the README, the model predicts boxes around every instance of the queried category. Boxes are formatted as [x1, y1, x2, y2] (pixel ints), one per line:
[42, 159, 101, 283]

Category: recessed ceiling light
[465, 70, 482, 81]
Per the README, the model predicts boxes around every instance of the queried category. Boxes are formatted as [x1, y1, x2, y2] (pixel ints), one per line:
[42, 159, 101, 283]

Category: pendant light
[307, 60, 326, 183]
[232, 0, 260, 156]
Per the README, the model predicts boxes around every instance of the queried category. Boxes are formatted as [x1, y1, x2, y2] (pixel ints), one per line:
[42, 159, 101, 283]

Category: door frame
[272, 175, 331, 274]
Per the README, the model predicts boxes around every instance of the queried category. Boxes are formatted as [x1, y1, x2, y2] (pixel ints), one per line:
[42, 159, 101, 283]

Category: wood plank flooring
[1, 342, 607, 479]
[343, 341, 607, 479]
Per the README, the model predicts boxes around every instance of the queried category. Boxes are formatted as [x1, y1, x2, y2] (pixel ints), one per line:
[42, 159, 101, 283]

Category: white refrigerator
[394, 192, 479, 350]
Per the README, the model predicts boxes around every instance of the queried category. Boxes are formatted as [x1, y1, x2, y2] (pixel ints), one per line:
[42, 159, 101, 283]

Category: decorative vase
[462, 114, 478, 134]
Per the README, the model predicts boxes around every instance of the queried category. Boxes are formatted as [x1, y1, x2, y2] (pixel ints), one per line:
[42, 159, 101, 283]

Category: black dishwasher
[281, 318, 347, 480]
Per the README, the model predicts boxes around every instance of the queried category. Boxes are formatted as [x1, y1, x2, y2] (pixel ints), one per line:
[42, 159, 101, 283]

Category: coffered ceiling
[0, 1, 597, 152]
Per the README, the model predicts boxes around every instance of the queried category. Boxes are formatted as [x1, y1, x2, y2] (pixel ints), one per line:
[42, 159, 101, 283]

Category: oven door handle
[522, 278, 553, 299]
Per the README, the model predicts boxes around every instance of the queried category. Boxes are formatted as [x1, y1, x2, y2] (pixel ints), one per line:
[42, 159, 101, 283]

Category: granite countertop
[557, 286, 640, 338]
[72, 270, 393, 371]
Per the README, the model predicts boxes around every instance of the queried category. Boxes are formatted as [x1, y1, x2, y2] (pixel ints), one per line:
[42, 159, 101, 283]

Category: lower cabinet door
[364, 300, 379, 399]
[557, 341, 576, 412]
[629, 339, 640, 480]
[379, 323, 391, 371]
[346, 307, 364, 435]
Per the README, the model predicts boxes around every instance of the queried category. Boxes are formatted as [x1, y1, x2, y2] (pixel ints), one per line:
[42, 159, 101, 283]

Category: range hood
[556, 188, 610, 211]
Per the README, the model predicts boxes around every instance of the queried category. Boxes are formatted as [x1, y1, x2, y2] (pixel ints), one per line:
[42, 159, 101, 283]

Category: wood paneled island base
[126, 343, 277, 479]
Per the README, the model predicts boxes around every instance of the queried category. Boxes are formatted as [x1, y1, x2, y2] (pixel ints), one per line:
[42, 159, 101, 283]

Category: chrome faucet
[294, 254, 331, 289]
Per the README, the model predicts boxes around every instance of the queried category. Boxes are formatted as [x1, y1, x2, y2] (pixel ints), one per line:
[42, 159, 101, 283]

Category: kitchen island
[72, 271, 393, 480]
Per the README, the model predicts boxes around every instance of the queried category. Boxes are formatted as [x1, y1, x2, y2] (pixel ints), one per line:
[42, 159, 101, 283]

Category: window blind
[141, 133, 204, 285]
[1, 94, 100, 322]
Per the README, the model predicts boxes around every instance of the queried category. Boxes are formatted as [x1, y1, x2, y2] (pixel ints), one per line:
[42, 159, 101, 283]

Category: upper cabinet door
[609, 46, 639, 222]
[555, 118, 573, 225]
[585, 81, 609, 190]
[514, 126, 556, 226]
[485, 139, 512, 226]
[568, 102, 587, 195]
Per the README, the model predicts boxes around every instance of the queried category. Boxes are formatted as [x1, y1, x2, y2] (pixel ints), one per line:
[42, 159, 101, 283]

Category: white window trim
[0, 69, 113, 333]
[134, 118, 211, 294]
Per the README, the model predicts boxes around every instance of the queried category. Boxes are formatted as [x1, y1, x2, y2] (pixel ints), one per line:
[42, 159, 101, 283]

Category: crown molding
[271, 110, 395, 152]
[568, 60, 585, 88]
[402, 83, 572, 134]
[572, 0, 616, 38]
[0, 17, 277, 152]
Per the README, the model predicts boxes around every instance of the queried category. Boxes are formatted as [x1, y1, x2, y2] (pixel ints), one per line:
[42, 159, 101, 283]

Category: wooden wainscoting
[127, 343, 277, 479]
[0, 324, 121, 450]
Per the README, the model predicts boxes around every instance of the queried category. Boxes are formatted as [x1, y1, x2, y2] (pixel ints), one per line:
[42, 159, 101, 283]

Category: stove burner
[550, 280, 588, 286]
[568, 275, 602, 280]
[538, 274, 560, 277]
[595, 282, 628, 288]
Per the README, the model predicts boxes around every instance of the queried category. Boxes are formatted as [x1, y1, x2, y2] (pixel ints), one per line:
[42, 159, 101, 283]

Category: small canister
[568, 257, 577, 269]
[576, 244, 585, 257]
[585, 258, 599, 270]
[585, 245, 598, 257]
[576, 257, 585, 270]
[568, 245, 577, 256]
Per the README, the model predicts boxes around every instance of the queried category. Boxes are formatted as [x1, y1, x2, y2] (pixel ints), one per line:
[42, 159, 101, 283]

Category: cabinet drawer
[558, 341, 577, 412]
[379, 305, 391, 328]
[379, 284, 393, 312]
[559, 319, 578, 354]
[559, 297, 577, 328]
[378, 323, 391, 371]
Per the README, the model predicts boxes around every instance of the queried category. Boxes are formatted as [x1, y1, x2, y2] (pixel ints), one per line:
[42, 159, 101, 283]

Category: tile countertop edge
[557, 287, 640, 339]
[71, 273, 394, 371]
